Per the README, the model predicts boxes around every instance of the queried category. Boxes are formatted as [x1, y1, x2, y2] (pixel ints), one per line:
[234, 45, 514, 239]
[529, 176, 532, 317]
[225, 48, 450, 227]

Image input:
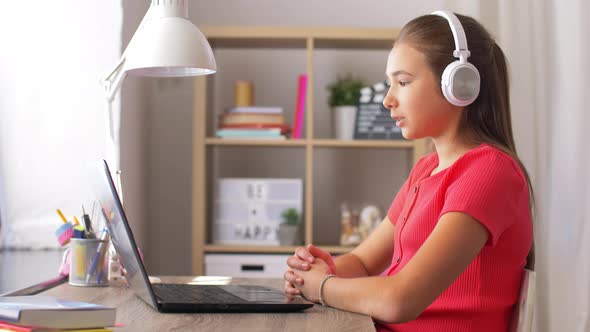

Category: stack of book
[0, 296, 116, 332]
[216, 106, 290, 140]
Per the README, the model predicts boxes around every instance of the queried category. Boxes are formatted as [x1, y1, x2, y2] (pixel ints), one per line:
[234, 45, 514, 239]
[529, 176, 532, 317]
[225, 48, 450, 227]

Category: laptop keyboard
[153, 284, 247, 304]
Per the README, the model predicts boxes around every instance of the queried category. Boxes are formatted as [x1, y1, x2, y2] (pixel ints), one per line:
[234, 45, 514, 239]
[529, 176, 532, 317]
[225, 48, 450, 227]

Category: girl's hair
[396, 13, 535, 269]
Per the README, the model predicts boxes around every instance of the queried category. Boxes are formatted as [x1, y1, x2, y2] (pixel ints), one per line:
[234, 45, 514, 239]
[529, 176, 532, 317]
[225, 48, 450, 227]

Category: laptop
[90, 160, 313, 313]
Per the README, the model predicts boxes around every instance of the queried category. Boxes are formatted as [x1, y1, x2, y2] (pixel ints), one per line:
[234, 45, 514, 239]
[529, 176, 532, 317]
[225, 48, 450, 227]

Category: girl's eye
[399, 80, 410, 87]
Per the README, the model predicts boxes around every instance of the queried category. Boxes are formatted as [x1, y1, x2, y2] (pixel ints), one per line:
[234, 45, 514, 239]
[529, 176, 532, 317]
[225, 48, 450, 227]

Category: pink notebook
[292, 74, 307, 139]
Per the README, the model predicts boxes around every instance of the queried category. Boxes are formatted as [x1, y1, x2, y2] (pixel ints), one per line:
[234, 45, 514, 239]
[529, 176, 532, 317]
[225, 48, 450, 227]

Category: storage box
[205, 254, 290, 278]
[212, 178, 303, 245]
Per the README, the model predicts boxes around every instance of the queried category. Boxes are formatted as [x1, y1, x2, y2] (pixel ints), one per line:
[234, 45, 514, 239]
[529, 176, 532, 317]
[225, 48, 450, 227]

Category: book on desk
[0, 321, 112, 332]
[0, 296, 115, 331]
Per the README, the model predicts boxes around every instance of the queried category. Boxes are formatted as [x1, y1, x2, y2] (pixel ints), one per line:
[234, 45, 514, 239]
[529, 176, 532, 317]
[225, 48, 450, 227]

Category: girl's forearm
[321, 275, 409, 324]
[333, 253, 370, 278]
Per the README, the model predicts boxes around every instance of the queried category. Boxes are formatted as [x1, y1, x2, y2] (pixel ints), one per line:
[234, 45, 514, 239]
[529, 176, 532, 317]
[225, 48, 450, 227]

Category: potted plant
[327, 74, 366, 140]
[278, 208, 302, 246]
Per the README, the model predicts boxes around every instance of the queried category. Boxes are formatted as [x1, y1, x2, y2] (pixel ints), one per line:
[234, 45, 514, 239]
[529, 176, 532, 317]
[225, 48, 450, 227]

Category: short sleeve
[441, 151, 527, 246]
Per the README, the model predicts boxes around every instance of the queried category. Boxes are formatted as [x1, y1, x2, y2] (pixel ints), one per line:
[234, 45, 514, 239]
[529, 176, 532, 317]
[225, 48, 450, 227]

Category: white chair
[509, 269, 536, 332]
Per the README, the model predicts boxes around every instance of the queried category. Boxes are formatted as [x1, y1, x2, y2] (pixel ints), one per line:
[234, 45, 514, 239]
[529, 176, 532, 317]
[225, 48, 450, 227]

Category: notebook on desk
[90, 160, 313, 313]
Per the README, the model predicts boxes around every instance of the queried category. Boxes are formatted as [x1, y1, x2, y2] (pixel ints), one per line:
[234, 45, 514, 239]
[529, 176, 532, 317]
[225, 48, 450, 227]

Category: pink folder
[292, 74, 307, 139]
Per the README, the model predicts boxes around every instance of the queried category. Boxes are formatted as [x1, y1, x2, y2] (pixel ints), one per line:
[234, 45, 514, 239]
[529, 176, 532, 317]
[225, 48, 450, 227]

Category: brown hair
[396, 13, 535, 269]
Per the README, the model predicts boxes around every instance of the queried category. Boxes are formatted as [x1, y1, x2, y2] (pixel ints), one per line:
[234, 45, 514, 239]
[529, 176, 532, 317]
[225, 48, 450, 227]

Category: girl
[283, 11, 534, 332]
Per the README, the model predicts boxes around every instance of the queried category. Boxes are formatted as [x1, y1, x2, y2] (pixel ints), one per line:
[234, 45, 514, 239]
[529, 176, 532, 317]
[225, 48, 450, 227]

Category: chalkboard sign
[353, 82, 405, 140]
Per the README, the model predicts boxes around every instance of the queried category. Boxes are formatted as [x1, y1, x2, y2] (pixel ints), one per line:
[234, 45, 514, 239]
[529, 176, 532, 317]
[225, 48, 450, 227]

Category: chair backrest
[509, 269, 536, 332]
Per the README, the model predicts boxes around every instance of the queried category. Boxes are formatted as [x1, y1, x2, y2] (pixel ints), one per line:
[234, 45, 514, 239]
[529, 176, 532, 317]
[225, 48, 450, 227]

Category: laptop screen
[89, 160, 159, 309]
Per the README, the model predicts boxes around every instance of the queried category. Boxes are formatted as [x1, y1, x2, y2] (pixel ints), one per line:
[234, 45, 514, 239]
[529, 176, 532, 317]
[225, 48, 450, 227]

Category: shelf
[202, 26, 400, 41]
[317, 245, 355, 254]
[205, 138, 307, 146]
[205, 138, 414, 148]
[312, 139, 413, 148]
[204, 244, 352, 255]
[202, 26, 399, 50]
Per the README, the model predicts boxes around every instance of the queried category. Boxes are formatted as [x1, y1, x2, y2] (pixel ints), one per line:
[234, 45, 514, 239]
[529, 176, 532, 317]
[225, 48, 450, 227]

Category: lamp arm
[102, 4, 158, 101]
[102, 58, 126, 102]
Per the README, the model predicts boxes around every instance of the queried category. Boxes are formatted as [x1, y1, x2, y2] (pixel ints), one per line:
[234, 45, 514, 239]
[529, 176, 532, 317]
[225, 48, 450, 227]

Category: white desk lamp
[102, 0, 216, 200]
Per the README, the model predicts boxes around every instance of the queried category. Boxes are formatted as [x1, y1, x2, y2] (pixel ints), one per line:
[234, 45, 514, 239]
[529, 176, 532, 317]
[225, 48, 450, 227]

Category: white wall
[0, 1, 123, 248]
[120, 0, 150, 253]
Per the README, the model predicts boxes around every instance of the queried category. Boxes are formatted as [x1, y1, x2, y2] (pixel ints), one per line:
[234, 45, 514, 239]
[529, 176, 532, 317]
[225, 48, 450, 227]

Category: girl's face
[383, 43, 460, 140]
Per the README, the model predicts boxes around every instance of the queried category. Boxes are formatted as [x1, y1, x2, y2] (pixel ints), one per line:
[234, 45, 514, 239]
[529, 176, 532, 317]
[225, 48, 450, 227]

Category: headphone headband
[431, 11, 471, 62]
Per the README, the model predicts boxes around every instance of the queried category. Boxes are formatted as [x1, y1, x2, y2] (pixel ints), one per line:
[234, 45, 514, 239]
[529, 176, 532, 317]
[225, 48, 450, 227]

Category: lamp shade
[124, 16, 216, 77]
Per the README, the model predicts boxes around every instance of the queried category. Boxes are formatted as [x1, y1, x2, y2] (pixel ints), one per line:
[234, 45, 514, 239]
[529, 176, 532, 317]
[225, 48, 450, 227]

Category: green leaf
[326, 74, 366, 107]
[280, 208, 300, 225]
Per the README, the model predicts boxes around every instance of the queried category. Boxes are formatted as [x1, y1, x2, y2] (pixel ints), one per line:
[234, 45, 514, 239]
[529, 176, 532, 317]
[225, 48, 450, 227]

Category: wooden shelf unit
[192, 26, 429, 274]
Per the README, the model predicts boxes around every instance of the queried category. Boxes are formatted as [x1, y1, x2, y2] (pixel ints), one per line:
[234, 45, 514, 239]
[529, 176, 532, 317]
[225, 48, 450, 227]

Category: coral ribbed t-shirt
[377, 144, 532, 332]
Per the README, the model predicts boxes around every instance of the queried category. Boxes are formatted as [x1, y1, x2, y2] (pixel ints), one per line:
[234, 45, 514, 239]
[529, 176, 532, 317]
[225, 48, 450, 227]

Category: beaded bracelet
[319, 274, 336, 306]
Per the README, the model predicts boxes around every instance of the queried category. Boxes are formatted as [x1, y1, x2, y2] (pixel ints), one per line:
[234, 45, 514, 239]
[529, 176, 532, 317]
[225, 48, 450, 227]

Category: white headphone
[431, 11, 480, 107]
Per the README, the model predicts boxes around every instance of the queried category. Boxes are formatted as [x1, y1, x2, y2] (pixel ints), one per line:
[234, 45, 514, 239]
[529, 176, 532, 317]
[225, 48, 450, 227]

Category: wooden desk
[41, 277, 376, 331]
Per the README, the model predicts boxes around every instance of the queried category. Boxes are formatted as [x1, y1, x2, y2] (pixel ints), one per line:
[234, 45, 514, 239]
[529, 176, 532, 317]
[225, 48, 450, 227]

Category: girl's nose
[382, 90, 397, 110]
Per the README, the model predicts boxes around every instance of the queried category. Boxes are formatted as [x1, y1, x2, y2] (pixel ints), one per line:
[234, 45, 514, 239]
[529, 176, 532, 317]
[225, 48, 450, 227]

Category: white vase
[278, 224, 301, 246]
[332, 105, 357, 140]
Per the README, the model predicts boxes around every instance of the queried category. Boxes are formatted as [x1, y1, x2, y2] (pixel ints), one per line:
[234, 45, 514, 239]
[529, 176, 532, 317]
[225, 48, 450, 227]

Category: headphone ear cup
[441, 61, 481, 107]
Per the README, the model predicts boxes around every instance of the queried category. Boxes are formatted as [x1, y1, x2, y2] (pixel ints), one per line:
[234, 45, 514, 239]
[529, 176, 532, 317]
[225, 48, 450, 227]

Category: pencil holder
[69, 238, 110, 287]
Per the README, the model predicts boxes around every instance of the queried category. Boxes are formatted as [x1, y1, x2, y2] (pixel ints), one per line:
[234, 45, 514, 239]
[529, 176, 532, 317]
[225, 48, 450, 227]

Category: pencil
[73, 216, 81, 226]
[56, 209, 68, 224]
[86, 228, 109, 283]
